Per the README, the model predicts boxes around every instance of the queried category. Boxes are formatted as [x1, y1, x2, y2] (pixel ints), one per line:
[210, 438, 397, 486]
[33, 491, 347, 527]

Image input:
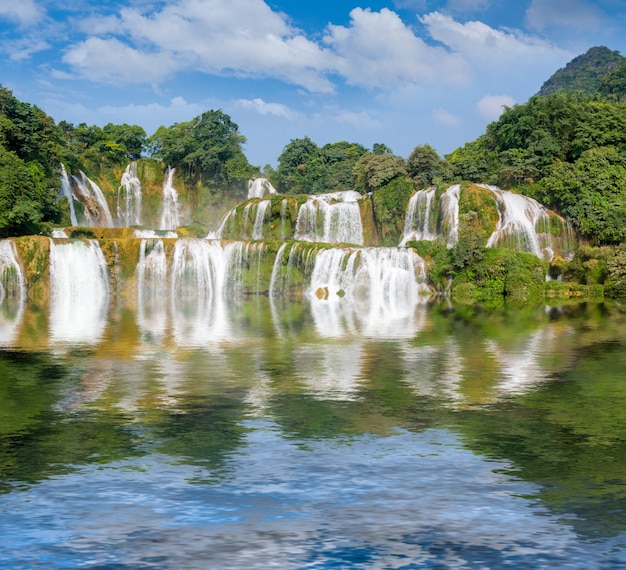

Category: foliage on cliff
[538, 46, 624, 97]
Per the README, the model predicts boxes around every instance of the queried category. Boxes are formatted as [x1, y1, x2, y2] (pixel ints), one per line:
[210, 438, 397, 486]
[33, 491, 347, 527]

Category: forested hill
[538, 46, 625, 97]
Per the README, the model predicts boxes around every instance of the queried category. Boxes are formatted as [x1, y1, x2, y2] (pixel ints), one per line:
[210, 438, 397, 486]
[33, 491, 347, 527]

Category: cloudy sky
[1, 0, 625, 167]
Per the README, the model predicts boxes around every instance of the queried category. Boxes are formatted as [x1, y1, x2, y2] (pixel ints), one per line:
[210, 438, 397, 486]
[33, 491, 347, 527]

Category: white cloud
[334, 110, 382, 128]
[64, 0, 336, 93]
[476, 94, 515, 121]
[420, 11, 571, 71]
[0, 0, 43, 25]
[63, 37, 181, 84]
[526, 0, 605, 30]
[432, 107, 460, 127]
[324, 8, 469, 89]
[236, 98, 299, 120]
[5, 38, 49, 61]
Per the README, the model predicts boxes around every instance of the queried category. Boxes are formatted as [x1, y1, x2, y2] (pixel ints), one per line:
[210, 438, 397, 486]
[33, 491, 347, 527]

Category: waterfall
[0, 240, 26, 346]
[72, 171, 115, 227]
[483, 185, 559, 260]
[401, 188, 438, 244]
[441, 184, 460, 247]
[248, 178, 277, 199]
[399, 185, 459, 247]
[118, 162, 142, 227]
[136, 239, 168, 340]
[252, 200, 271, 240]
[280, 199, 290, 239]
[295, 191, 364, 245]
[307, 246, 430, 337]
[59, 164, 78, 226]
[49, 239, 110, 344]
[160, 167, 181, 231]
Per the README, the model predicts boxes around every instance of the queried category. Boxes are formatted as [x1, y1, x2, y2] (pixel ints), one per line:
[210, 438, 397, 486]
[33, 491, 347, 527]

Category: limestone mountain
[538, 46, 624, 97]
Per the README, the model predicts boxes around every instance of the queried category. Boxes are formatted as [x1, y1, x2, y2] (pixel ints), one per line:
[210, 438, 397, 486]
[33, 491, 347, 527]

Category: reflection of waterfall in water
[59, 164, 78, 226]
[0, 240, 27, 346]
[160, 167, 181, 231]
[135, 239, 264, 347]
[49, 239, 110, 345]
[307, 246, 430, 338]
[72, 171, 115, 227]
[295, 191, 364, 245]
[247, 178, 277, 199]
[118, 162, 142, 227]
[136, 239, 168, 341]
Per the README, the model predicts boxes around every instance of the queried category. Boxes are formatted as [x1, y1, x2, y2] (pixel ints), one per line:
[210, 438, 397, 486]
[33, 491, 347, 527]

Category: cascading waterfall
[160, 167, 181, 231]
[136, 239, 168, 340]
[0, 240, 27, 345]
[307, 246, 430, 337]
[400, 185, 460, 247]
[401, 188, 438, 244]
[118, 162, 142, 227]
[168, 239, 265, 346]
[441, 184, 460, 247]
[252, 200, 271, 240]
[482, 185, 570, 261]
[49, 239, 110, 344]
[72, 171, 115, 227]
[295, 191, 364, 245]
[59, 164, 78, 226]
[247, 178, 277, 199]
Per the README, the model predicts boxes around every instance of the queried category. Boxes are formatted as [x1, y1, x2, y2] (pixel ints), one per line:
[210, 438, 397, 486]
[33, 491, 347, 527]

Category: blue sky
[1, 0, 625, 167]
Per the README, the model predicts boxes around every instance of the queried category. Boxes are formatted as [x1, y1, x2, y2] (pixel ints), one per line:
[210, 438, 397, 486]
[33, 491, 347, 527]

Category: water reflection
[2, 299, 626, 566]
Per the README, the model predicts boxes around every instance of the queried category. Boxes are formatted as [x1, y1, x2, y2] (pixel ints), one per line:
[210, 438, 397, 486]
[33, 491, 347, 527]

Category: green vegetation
[538, 46, 624, 97]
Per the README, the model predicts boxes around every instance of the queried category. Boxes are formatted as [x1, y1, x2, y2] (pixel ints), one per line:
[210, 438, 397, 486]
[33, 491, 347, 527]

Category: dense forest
[2, 46, 626, 296]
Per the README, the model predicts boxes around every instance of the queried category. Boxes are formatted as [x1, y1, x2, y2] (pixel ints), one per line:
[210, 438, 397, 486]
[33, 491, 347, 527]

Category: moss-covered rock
[372, 178, 413, 246]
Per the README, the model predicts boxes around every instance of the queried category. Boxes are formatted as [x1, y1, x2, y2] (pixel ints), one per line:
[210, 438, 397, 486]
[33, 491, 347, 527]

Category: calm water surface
[1, 297, 626, 568]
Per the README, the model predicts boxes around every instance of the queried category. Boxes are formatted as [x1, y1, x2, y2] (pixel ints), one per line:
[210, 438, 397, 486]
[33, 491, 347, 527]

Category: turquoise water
[1, 299, 626, 568]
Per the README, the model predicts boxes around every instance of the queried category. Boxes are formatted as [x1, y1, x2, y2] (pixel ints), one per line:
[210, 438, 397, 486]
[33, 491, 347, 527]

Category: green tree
[353, 152, 407, 193]
[149, 110, 254, 193]
[276, 136, 325, 194]
[406, 144, 451, 188]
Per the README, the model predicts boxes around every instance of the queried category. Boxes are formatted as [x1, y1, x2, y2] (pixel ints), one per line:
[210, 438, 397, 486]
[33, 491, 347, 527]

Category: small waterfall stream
[295, 191, 364, 245]
[72, 171, 115, 227]
[59, 165, 78, 226]
[118, 162, 142, 227]
[160, 167, 181, 231]
[248, 178, 277, 199]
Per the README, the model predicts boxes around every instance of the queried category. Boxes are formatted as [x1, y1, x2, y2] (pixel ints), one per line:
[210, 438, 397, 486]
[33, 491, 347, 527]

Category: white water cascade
[118, 162, 142, 227]
[136, 239, 168, 340]
[59, 164, 78, 226]
[242, 200, 271, 240]
[72, 171, 115, 227]
[441, 184, 460, 247]
[248, 178, 277, 199]
[400, 184, 460, 247]
[49, 239, 110, 344]
[401, 188, 438, 244]
[307, 247, 430, 338]
[483, 185, 564, 261]
[295, 191, 364, 245]
[160, 167, 181, 231]
[0, 240, 27, 346]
